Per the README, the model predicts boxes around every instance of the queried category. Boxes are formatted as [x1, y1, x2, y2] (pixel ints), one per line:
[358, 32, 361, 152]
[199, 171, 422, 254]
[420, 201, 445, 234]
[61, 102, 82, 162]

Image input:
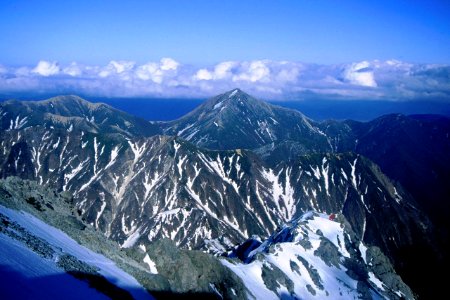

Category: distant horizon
[2, 93, 449, 122]
[3, 89, 450, 103]
[1, 58, 450, 102]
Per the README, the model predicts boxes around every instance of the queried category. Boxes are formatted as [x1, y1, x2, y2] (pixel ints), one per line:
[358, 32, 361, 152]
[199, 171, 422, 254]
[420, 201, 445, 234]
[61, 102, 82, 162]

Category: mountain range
[1, 89, 448, 299]
[0, 177, 413, 299]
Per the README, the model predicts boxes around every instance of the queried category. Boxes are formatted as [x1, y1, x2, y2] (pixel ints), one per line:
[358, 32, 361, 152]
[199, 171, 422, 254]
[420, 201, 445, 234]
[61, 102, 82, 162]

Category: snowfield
[221, 212, 407, 299]
[0, 233, 109, 300]
[0, 205, 153, 300]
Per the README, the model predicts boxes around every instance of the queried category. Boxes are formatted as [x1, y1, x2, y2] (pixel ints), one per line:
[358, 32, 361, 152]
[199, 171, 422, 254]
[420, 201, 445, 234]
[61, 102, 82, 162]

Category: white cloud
[195, 68, 213, 80]
[160, 57, 179, 71]
[343, 61, 377, 87]
[233, 61, 270, 82]
[111, 60, 135, 73]
[194, 61, 236, 81]
[214, 61, 236, 79]
[99, 60, 135, 78]
[136, 65, 157, 82]
[0, 58, 449, 100]
[276, 67, 300, 82]
[135, 58, 180, 84]
[32, 60, 60, 76]
[63, 62, 83, 77]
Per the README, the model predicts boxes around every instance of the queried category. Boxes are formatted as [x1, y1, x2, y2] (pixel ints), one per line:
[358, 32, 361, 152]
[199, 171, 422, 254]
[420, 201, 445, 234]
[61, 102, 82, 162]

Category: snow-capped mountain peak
[165, 88, 330, 151]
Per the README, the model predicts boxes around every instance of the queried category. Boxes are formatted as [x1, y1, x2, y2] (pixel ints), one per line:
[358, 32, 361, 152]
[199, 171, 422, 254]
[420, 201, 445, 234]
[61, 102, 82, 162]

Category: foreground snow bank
[0, 204, 153, 300]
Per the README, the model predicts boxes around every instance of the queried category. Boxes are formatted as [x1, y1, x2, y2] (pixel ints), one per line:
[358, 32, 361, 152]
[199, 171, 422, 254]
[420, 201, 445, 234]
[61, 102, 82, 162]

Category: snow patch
[368, 272, 385, 291]
[177, 123, 194, 136]
[143, 254, 158, 274]
[122, 228, 141, 248]
[8, 115, 28, 130]
[229, 89, 238, 98]
[213, 101, 224, 110]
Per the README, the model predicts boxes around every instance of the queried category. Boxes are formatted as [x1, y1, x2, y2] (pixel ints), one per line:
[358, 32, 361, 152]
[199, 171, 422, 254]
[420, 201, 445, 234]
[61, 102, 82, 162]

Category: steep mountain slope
[0, 95, 162, 138]
[0, 120, 431, 273]
[0, 177, 249, 299]
[335, 114, 450, 298]
[0, 182, 153, 300]
[223, 211, 414, 299]
[340, 114, 450, 228]
[165, 89, 331, 152]
[0, 234, 112, 300]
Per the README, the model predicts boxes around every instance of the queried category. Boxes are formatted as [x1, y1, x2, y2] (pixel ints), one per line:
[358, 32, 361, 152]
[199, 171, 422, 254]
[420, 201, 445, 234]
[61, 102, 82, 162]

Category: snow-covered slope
[0, 233, 109, 300]
[0, 204, 153, 300]
[222, 211, 414, 299]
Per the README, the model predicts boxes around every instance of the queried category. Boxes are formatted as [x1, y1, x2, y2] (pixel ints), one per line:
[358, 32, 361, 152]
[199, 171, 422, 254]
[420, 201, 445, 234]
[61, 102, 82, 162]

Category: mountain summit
[165, 89, 331, 151]
[1, 95, 161, 137]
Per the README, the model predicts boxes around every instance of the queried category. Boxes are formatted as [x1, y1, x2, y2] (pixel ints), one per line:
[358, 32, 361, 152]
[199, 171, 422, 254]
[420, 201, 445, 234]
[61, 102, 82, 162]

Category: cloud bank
[0, 58, 449, 101]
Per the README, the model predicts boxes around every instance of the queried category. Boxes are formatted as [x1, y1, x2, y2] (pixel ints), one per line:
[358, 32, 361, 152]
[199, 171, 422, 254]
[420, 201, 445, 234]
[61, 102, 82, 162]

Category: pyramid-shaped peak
[223, 88, 251, 99]
[202, 88, 268, 113]
[213, 88, 262, 107]
[227, 88, 243, 97]
[166, 88, 323, 150]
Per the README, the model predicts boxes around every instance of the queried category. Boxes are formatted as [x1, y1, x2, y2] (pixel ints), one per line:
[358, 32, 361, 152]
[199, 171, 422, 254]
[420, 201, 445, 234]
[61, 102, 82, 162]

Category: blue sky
[1, 0, 449, 65]
[0, 0, 449, 100]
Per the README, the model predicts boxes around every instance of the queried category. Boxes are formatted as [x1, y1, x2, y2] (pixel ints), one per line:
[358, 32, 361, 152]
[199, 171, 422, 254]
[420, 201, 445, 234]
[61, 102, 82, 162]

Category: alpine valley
[0, 89, 448, 299]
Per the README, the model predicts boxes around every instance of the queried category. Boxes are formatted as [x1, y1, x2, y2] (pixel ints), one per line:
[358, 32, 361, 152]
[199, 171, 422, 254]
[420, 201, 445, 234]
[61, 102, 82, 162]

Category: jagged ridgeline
[1, 89, 448, 298]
